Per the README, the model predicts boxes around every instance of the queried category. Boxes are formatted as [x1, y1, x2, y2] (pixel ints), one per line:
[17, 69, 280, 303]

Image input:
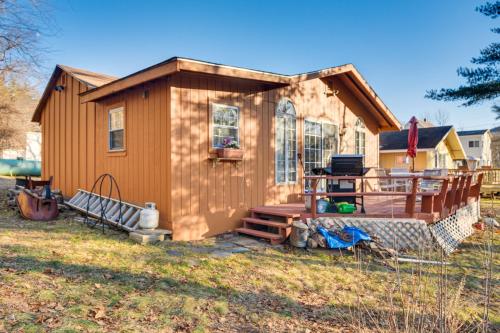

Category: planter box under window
[216, 148, 244, 159]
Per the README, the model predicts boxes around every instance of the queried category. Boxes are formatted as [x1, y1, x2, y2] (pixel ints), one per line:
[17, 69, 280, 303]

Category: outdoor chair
[390, 167, 410, 192]
[420, 169, 447, 192]
[375, 168, 398, 192]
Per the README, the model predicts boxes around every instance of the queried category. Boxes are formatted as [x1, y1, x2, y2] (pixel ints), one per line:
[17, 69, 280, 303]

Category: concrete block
[129, 231, 165, 244]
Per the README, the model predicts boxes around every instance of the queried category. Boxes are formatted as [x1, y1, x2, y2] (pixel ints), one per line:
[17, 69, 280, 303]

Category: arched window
[355, 117, 365, 155]
[275, 98, 297, 184]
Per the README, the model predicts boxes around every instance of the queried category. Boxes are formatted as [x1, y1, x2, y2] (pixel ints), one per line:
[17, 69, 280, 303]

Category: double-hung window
[355, 117, 366, 155]
[276, 98, 297, 184]
[108, 106, 125, 151]
[304, 120, 339, 189]
[212, 103, 240, 148]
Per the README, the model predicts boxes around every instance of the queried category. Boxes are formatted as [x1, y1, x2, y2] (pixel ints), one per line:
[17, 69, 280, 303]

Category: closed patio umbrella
[407, 116, 418, 172]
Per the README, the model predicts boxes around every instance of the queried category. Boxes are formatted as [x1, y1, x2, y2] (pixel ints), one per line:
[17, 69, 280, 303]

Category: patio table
[388, 172, 423, 192]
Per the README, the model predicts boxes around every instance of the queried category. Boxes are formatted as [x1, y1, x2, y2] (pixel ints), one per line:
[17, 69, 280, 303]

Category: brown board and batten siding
[40, 74, 97, 197]
[169, 71, 381, 240]
[35, 59, 399, 241]
[93, 79, 172, 230]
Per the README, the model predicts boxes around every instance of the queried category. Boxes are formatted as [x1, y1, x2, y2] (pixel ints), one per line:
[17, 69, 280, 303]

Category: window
[468, 140, 480, 148]
[108, 107, 125, 151]
[435, 152, 448, 168]
[354, 117, 366, 155]
[304, 120, 338, 189]
[276, 98, 297, 184]
[212, 103, 239, 148]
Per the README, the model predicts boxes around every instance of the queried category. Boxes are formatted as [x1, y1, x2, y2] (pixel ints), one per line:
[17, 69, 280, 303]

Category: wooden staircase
[235, 206, 302, 244]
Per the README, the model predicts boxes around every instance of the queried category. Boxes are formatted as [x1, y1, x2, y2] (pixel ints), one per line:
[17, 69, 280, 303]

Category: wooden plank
[71, 77, 79, 196]
[170, 76, 181, 219]
[206, 77, 217, 212]
[180, 75, 190, 215]
[78, 82, 87, 189]
[66, 76, 73, 195]
[191, 76, 201, 215]
[214, 78, 224, 211]
[54, 79, 60, 189]
[199, 77, 209, 213]
[154, 81, 162, 212]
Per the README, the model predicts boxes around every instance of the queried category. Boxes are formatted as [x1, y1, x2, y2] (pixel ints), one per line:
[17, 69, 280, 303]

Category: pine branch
[493, 104, 500, 119]
[476, 1, 500, 18]
[471, 42, 500, 65]
[426, 81, 500, 106]
[457, 66, 500, 85]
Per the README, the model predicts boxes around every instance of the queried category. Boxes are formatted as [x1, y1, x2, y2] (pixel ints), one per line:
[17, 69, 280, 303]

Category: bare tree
[0, 78, 39, 155]
[0, 0, 52, 157]
[434, 109, 450, 126]
[0, 0, 53, 77]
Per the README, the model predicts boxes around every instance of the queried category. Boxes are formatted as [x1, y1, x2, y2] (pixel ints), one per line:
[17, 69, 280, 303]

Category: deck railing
[303, 172, 483, 221]
[478, 168, 500, 185]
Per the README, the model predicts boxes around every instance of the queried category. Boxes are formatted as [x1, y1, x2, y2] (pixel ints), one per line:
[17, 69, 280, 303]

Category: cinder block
[129, 231, 165, 244]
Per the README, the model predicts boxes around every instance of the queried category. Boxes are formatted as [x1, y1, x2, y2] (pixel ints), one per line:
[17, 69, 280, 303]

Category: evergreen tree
[426, 2, 500, 118]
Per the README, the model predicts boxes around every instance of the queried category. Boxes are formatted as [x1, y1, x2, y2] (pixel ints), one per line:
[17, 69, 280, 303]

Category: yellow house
[379, 126, 466, 171]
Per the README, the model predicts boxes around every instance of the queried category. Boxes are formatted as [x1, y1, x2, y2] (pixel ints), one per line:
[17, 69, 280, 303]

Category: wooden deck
[252, 196, 444, 223]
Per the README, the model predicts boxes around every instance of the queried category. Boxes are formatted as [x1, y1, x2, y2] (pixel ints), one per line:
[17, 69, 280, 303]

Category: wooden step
[242, 217, 292, 229]
[235, 227, 284, 244]
[250, 207, 301, 219]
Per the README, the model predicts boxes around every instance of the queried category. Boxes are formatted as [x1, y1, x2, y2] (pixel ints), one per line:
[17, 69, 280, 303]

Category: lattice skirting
[307, 201, 480, 253]
[429, 201, 480, 254]
[307, 217, 434, 251]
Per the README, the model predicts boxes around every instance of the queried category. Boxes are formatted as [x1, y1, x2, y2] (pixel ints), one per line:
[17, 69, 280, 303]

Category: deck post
[311, 178, 318, 219]
[405, 177, 418, 218]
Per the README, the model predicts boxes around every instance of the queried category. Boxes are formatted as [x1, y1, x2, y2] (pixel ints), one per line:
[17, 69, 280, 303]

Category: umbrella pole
[412, 157, 415, 172]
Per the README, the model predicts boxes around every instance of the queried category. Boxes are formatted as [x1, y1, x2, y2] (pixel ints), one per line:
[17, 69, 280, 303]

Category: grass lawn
[0, 184, 498, 332]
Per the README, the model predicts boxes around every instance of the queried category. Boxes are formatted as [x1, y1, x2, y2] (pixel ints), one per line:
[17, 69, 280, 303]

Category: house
[491, 126, 500, 167]
[379, 126, 466, 171]
[403, 117, 435, 129]
[32, 57, 400, 241]
[457, 129, 492, 169]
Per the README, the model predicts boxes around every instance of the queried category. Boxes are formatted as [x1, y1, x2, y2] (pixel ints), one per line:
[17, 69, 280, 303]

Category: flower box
[216, 148, 244, 159]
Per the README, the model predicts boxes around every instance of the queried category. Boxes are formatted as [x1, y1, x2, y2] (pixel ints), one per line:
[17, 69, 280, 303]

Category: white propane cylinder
[139, 202, 159, 230]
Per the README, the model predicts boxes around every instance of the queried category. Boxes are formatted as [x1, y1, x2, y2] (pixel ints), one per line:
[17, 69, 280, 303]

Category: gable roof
[78, 56, 400, 130]
[380, 125, 466, 160]
[31, 65, 117, 122]
[380, 126, 453, 150]
[457, 129, 489, 136]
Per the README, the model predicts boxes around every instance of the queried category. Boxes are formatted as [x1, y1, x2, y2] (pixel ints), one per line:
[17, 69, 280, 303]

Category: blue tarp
[317, 226, 371, 249]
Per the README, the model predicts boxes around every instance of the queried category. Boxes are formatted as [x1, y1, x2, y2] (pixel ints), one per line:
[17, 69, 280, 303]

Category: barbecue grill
[312, 154, 369, 213]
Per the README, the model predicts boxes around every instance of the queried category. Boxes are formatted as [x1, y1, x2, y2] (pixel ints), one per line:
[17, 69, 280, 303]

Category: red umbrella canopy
[407, 116, 418, 158]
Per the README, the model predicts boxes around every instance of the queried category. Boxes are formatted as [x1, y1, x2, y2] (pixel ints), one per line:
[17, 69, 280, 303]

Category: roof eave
[80, 57, 290, 103]
[31, 65, 63, 123]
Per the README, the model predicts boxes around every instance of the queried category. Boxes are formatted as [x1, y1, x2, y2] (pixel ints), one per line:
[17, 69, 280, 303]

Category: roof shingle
[380, 126, 452, 150]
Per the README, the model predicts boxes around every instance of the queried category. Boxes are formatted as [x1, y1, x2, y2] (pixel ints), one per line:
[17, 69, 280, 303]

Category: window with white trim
[212, 103, 239, 148]
[304, 120, 338, 189]
[354, 117, 366, 155]
[468, 140, 480, 148]
[276, 98, 297, 184]
[108, 107, 125, 151]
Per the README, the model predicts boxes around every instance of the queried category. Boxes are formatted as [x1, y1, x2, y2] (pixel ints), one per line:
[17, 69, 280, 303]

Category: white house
[457, 129, 492, 168]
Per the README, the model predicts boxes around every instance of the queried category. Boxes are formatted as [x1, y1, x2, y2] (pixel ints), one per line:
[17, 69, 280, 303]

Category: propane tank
[139, 202, 159, 230]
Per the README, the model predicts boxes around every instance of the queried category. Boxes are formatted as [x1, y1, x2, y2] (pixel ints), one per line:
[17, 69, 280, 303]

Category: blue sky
[42, 0, 498, 130]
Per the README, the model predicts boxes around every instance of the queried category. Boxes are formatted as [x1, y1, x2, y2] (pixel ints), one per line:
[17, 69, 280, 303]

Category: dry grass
[0, 185, 498, 332]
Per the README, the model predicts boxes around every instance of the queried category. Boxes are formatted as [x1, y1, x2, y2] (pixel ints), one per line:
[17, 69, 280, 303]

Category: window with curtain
[355, 117, 366, 155]
[304, 120, 338, 189]
[212, 103, 239, 148]
[276, 98, 297, 184]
